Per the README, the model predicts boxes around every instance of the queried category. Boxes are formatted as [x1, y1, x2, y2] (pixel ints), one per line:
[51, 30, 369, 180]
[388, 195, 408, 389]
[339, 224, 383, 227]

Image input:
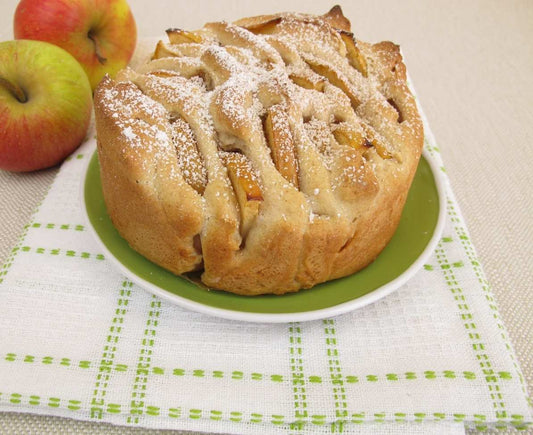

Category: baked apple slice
[222, 153, 263, 238]
[264, 105, 299, 187]
[339, 30, 368, 77]
[304, 58, 361, 108]
[361, 122, 393, 159]
[241, 17, 282, 35]
[171, 117, 207, 194]
[166, 28, 203, 44]
[289, 72, 326, 91]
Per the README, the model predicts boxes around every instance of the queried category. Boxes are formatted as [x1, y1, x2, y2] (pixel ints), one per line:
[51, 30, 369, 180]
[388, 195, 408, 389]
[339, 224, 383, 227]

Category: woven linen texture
[0, 109, 531, 434]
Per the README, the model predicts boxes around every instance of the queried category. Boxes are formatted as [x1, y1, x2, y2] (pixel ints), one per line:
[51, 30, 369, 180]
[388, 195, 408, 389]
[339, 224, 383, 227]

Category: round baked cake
[93, 6, 423, 295]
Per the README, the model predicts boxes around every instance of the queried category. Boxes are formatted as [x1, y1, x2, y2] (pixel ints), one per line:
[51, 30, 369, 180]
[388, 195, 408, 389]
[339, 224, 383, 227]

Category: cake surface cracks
[94, 6, 423, 295]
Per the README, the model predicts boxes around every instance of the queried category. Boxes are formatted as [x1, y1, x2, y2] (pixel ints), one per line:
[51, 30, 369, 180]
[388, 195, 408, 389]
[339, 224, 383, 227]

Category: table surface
[1, 0, 531, 433]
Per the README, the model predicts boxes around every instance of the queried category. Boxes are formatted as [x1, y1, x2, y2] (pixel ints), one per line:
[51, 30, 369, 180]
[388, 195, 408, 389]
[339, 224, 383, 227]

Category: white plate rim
[80, 141, 446, 323]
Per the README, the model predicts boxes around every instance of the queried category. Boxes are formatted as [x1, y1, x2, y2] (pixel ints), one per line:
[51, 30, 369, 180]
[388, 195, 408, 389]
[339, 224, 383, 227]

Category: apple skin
[14, 0, 137, 90]
[0, 40, 93, 172]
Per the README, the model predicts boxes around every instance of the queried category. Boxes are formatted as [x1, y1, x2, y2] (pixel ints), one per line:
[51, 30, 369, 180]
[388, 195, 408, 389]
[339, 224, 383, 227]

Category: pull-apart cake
[94, 6, 423, 295]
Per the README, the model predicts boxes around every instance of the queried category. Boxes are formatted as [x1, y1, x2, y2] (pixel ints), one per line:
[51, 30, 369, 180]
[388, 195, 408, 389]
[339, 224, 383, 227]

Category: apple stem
[0, 76, 28, 103]
[88, 30, 107, 65]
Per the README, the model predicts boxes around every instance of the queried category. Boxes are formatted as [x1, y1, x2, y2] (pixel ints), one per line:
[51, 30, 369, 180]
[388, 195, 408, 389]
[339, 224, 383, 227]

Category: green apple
[14, 0, 137, 90]
[0, 40, 93, 172]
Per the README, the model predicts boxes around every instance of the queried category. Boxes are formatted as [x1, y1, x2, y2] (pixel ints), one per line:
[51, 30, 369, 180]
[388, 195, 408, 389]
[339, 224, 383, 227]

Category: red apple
[14, 0, 137, 91]
[0, 40, 93, 172]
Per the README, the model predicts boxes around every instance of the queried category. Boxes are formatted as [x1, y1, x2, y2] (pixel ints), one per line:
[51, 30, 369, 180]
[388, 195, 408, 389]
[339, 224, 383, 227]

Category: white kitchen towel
[0, 107, 531, 434]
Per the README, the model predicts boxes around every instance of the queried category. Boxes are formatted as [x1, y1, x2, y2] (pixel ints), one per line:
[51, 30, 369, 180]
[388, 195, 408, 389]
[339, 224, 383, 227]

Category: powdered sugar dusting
[99, 10, 419, 220]
[122, 126, 136, 141]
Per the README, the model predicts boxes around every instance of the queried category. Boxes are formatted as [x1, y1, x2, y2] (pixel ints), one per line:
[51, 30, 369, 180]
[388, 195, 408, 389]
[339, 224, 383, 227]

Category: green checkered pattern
[0, 125, 530, 433]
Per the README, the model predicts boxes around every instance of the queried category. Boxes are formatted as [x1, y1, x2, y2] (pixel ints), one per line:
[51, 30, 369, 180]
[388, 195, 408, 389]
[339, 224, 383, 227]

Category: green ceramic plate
[82, 143, 445, 322]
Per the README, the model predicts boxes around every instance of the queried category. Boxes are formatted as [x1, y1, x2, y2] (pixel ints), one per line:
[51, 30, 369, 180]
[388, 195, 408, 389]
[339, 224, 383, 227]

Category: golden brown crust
[94, 6, 423, 295]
